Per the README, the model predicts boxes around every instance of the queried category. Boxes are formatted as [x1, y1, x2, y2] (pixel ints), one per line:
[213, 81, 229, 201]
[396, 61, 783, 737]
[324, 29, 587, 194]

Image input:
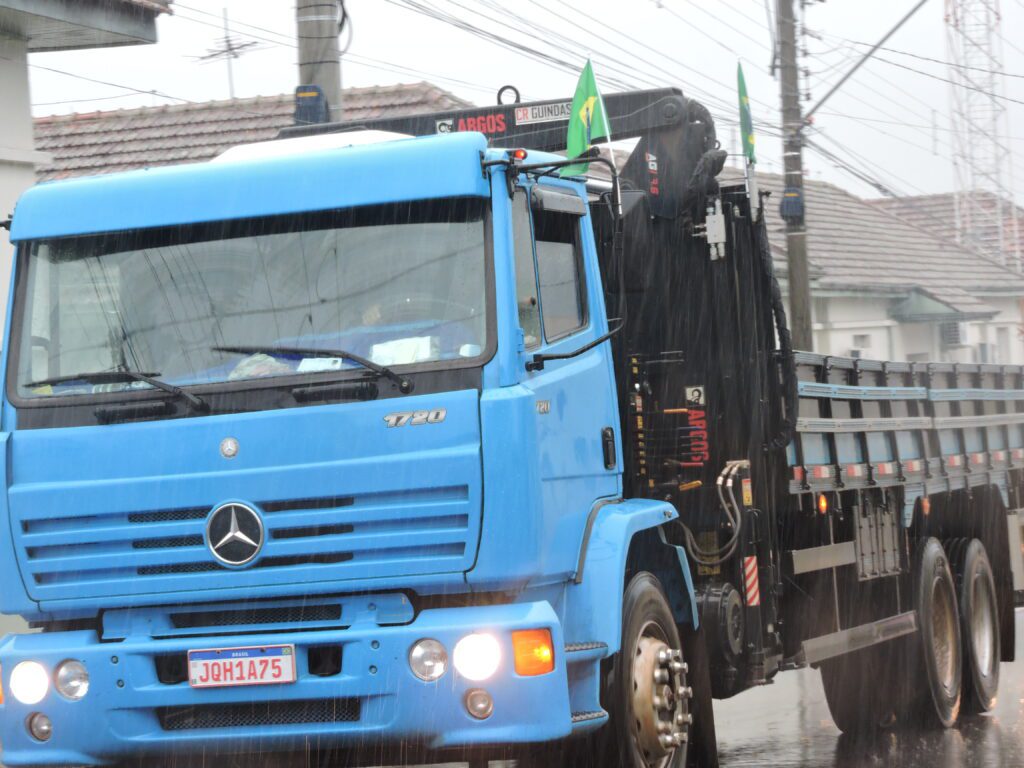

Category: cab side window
[511, 193, 542, 349]
[534, 209, 587, 341]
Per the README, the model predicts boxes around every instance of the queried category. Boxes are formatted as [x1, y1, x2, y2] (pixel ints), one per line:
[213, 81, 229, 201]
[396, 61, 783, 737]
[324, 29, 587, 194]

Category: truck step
[571, 710, 608, 723]
[564, 641, 608, 662]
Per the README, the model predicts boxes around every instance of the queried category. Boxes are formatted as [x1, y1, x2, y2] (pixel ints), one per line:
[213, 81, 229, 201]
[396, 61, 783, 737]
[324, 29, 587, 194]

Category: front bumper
[0, 601, 571, 766]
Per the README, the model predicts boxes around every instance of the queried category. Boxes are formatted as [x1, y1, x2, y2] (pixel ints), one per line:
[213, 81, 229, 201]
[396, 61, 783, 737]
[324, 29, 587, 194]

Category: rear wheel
[949, 538, 1000, 713]
[820, 646, 898, 735]
[907, 537, 962, 728]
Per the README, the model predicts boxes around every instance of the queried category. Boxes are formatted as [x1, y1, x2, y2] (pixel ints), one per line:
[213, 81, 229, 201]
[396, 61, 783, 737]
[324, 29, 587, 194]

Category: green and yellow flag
[561, 60, 611, 177]
[738, 62, 756, 165]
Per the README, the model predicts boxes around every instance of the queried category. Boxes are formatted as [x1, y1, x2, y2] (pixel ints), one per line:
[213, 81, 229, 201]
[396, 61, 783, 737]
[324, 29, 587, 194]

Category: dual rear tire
[821, 536, 1000, 734]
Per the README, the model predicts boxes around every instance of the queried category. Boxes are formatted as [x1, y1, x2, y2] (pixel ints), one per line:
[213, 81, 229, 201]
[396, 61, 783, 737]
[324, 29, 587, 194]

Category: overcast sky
[26, 0, 1024, 203]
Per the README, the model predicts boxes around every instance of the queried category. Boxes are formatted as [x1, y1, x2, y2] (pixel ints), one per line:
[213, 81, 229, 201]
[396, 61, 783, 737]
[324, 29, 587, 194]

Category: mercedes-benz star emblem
[206, 503, 264, 566]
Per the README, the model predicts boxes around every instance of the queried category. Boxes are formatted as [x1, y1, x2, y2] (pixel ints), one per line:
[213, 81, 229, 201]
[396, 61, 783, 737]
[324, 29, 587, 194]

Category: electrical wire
[842, 40, 1024, 79]
[870, 54, 1024, 107]
[29, 64, 190, 104]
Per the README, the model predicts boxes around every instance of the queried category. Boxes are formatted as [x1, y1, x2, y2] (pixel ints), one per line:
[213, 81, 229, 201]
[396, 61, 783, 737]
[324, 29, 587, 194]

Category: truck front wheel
[589, 571, 692, 768]
[524, 572, 694, 768]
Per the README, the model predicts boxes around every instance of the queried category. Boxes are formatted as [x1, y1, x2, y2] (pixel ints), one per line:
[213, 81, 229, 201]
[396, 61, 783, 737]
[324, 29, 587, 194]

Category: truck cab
[0, 129, 694, 766]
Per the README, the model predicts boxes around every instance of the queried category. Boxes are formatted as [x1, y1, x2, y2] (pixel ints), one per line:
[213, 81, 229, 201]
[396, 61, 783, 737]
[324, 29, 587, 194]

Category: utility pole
[776, 0, 813, 350]
[297, 0, 344, 123]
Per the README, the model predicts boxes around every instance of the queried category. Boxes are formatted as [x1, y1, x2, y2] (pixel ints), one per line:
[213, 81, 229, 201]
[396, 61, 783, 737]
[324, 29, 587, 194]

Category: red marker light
[512, 149, 528, 160]
[817, 493, 828, 516]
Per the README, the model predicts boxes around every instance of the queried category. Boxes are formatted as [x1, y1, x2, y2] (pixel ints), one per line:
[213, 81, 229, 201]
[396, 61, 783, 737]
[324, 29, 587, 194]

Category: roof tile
[33, 83, 470, 181]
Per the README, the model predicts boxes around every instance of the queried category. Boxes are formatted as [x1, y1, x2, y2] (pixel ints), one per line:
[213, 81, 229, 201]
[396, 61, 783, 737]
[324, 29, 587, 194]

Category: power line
[172, 6, 502, 98]
[872, 54, 1024, 107]
[677, 0, 773, 52]
[844, 39, 1024, 79]
[29, 63, 190, 104]
[33, 92, 143, 108]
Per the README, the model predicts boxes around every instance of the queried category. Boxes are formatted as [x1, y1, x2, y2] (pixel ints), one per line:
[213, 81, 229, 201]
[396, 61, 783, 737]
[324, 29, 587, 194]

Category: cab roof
[11, 131, 492, 242]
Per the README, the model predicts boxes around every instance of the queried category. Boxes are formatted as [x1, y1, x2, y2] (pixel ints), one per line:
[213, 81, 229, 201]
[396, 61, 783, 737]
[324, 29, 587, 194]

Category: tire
[951, 538, 1000, 713]
[820, 646, 898, 735]
[568, 572, 691, 768]
[908, 537, 962, 728]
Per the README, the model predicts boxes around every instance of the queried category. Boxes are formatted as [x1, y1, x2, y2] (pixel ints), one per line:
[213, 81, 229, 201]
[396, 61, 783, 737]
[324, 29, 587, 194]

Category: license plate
[188, 644, 297, 688]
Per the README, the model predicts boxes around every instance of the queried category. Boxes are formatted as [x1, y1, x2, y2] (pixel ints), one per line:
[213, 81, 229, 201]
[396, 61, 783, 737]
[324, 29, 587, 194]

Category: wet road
[712, 608, 1024, 768]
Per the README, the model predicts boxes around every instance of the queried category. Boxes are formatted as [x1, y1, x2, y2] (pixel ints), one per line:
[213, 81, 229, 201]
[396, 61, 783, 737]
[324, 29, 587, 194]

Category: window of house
[533, 208, 587, 341]
[997, 326, 1010, 363]
[511, 194, 542, 349]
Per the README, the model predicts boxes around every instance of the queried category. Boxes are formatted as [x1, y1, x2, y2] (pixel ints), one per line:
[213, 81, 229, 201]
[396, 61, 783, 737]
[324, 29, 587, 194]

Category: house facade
[751, 173, 1024, 364]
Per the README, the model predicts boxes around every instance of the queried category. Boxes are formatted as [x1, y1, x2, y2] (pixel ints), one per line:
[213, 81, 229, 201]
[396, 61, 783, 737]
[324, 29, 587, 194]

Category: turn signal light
[512, 629, 554, 676]
[817, 493, 828, 516]
[512, 148, 529, 160]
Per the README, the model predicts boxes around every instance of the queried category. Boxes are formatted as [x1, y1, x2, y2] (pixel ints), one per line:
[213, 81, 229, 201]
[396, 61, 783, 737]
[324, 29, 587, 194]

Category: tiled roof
[33, 83, 471, 181]
[872, 192, 1024, 270]
[720, 168, 1024, 310]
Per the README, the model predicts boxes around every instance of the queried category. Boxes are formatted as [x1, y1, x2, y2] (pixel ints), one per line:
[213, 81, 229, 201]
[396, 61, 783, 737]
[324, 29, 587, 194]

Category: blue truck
[0, 88, 1022, 767]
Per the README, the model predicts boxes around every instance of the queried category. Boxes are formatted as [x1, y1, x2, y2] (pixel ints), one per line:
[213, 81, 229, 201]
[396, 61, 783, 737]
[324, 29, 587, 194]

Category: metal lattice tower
[945, 0, 1021, 270]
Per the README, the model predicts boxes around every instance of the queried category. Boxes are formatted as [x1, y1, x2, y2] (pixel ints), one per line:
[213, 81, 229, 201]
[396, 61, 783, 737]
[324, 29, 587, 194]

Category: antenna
[194, 8, 263, 100]
[945, 0, 1021, 270]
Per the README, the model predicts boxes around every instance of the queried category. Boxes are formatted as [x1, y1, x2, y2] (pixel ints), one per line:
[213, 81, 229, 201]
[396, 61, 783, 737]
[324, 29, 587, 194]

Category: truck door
[511, 184, 620, 578]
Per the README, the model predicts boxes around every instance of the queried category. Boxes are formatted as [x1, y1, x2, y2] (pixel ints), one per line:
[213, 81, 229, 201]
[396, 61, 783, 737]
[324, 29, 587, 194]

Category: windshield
[11, 198, 489, 401]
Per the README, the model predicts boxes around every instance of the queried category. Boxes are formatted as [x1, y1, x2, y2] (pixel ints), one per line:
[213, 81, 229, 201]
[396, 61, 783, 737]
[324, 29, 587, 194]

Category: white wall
[812, 296, 896, 359]
[810, 294, 1024, 364]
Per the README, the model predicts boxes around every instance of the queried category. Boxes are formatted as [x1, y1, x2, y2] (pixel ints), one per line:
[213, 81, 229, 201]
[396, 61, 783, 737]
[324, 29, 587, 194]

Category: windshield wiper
[213, 345, 413, 394]
[27, 369, 208, 410]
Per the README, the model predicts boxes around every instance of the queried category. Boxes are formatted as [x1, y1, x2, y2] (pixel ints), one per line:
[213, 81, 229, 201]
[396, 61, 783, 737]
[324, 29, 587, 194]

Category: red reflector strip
[743, 556, 760, 607]
[876, 462, 895, 476]
[971, 452, 987, 466]
[1013, 449, 1024, 461]
[792, 466, 805, 482]
[845, 464, 865, 478]
[904, 459, 923, 472]
[993, 450, 1006, 462]
[811, 465, 833, 479]
[947, 455, 963, 467]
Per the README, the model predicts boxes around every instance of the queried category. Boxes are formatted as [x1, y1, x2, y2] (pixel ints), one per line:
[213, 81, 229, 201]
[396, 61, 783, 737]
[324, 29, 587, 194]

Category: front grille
[157, 699, 360, 730]
[19, 486, 473, 595]
[128, 507, 210, 524]
[170, 603, 342, 629]
[133, 535, 204, 550]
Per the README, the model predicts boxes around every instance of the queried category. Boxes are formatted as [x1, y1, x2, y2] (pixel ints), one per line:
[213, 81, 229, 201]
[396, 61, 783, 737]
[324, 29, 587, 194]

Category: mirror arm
[526, 321, 622, 372]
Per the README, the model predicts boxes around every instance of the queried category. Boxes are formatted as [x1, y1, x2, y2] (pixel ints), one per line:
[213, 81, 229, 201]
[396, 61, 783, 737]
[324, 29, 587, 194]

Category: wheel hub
[631, 636, 692, 764]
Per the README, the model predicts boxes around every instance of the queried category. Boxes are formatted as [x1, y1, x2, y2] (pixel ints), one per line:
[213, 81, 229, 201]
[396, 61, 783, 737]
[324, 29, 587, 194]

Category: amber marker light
[817, 493, 828, 516]
[512, 629, 555, 676]
[511, 148, 529, 160]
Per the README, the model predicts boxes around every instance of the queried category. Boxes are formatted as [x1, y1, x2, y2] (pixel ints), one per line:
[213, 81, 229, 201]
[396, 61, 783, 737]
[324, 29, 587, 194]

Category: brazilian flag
[561, 60, 611, 177]
[738, 62, 756, 165]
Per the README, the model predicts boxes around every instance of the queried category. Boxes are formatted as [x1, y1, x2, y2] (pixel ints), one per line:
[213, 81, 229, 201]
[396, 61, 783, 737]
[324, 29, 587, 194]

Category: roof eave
[0, 0, 166, 52]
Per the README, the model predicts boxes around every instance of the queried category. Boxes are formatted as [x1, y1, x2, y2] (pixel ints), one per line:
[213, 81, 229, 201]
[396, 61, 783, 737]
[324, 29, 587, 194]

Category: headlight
[55, 660, 89, 700]
[10, 661, 49, 705]
[409, 639, 448, 681]
[453, 633, 501, 681]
